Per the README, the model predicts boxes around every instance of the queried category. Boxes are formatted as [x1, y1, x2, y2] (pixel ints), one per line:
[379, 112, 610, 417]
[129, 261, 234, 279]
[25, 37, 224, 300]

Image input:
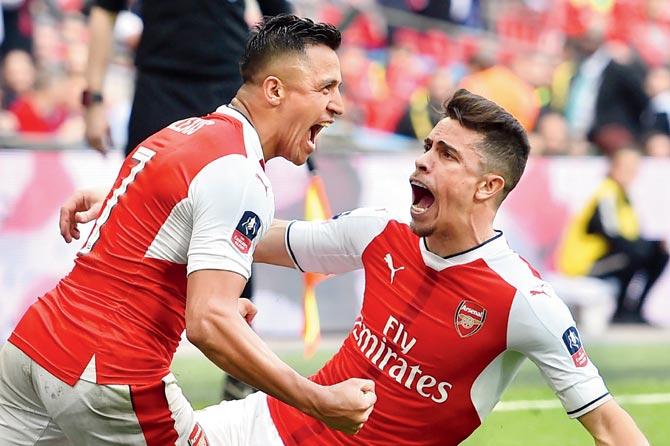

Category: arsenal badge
[454, 300, 487, 338]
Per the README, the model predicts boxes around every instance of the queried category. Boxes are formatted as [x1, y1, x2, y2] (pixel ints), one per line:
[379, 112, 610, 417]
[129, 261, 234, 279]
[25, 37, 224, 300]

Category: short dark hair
[240, 14, 341, 83]
[443, 89, 530, 202]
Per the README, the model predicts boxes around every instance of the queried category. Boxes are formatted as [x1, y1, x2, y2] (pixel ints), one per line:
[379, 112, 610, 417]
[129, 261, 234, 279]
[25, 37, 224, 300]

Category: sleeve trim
[566, 392, 610, 416]
[285, 220, 304, 273]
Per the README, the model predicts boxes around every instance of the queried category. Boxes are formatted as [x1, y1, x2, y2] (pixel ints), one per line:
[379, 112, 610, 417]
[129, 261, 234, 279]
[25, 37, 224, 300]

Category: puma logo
[384, 253, 405, 284]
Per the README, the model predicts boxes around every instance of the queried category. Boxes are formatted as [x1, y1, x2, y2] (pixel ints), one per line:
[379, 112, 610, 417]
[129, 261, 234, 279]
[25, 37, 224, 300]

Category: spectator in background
[564, 19, 610, 140]
[394, 67, 454, 139]
[459, 46, 540, 132]
[643, 66, 670, 136]
[1, 48, 35, 108]
[9, 68, 69, 135]
[84, 0, 293, 399]
[589, 43, 649, 156]
[557, 147, 669, 324]
[379, 0, 482, 28]
[530, 110, 592, 157]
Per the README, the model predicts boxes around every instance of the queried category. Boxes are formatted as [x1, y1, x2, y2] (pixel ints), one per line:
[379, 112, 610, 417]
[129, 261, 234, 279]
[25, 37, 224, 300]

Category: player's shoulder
[189, 153, 261, 196]
[332, 207, 400, 231]
[485, 247, 563, 306]
[493, 253, 573, 329]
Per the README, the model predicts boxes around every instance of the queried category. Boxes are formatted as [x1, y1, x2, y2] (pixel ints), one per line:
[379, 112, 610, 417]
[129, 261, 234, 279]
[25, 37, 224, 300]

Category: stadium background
[1, 0, 669, 444]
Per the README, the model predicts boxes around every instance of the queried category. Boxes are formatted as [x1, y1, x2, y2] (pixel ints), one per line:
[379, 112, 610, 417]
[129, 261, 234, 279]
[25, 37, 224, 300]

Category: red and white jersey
[269, 208, 610, 446]
[10, 105, 274, 386]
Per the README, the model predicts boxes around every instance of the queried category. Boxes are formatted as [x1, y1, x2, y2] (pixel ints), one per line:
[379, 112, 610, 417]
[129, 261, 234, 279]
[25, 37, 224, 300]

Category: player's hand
[59, 188, 107, 243]
[85, 103, 112, 154]
[312, 378, 376, 435]
[237, 298, 257, 325]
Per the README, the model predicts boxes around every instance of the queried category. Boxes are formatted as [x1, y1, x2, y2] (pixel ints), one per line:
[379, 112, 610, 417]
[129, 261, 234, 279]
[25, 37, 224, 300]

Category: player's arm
[85, 2, 121, 152]
[186, 158, 375, 433]
[253, 219, 294, 267]
[255, 209, 390, 273]
[578, 400, 649, 446]
[185, 269, 375, 434]
[507, 283, 648, 444]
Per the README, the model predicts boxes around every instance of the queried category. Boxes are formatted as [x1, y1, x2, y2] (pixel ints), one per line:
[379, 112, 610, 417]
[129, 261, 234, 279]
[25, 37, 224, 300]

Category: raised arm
[578, 400, 649, 446]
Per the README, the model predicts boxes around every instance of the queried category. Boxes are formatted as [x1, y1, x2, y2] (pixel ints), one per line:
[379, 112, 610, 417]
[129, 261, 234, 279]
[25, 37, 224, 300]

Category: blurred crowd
[2, 0, 670, 158]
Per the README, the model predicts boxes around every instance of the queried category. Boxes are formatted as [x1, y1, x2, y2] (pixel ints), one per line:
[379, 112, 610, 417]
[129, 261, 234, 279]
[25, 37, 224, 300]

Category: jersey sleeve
[187, 155, 270, 279]
[507, 284, 612, 418]
[285, 208, 391, 274]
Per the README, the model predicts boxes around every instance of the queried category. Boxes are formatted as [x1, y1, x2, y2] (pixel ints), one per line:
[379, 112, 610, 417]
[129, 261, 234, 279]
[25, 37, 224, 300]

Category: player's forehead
[425, 118, 483, 155]
[305, 45, 342, 83]
[270, 44, 341, 87]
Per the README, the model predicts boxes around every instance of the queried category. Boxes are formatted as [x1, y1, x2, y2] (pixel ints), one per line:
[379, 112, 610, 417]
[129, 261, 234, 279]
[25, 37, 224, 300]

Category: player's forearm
[254, 219, 296, 268]
[86, 6, 117, 92]
[187, 299, 323, 417]
[579, 401, 649, 446]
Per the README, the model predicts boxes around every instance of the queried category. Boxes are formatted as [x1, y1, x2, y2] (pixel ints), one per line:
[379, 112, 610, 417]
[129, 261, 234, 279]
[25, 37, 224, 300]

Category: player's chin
[409, 218, 433, 238]
[300, 145, 316, 165]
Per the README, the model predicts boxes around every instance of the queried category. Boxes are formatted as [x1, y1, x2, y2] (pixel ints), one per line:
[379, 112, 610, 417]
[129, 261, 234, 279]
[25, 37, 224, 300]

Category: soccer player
[54, 90, 650, 445]
[0, 15, 376, 445]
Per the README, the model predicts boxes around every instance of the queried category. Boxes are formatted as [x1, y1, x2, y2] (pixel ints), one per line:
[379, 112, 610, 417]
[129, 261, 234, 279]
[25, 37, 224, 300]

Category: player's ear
[475, 174, 505, 202]
[262, 76, 283, 107]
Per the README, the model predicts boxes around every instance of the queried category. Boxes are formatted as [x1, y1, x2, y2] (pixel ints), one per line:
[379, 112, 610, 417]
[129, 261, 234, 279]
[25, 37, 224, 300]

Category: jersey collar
[419, 230, 509, 271]
[215, 105, 265, 167]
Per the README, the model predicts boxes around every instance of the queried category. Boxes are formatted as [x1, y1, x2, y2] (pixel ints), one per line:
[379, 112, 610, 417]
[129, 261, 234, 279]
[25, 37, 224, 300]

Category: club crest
[188, 422, 209, 446]
[454, 300, 487, 338]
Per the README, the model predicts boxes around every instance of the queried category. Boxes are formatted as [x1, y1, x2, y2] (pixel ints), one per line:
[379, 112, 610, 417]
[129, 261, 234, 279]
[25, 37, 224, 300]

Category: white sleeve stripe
[566, 392, 610, 416]
[286, 220, 304, 273]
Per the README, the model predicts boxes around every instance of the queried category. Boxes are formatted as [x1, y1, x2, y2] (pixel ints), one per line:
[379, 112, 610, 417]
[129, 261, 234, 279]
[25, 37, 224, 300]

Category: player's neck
[229, 94, 277, 160]
[425, 220, 496, 258]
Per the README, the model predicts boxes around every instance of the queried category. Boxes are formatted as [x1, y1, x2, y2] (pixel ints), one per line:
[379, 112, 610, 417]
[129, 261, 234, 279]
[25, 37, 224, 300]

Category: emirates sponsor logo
[454, 300, 487, 338]
[352, 315, 453, 404]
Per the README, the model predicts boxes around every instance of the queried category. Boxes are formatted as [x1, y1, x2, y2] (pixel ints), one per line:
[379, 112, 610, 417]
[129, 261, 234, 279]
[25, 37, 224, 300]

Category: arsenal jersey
[269, 208, 610, 446]
[10, 106, 274, 386]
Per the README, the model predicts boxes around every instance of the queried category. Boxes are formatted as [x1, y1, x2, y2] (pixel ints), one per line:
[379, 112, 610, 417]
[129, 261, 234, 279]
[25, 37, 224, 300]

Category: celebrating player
[0, 15, 375, 445]
[53, 89, 649, 445]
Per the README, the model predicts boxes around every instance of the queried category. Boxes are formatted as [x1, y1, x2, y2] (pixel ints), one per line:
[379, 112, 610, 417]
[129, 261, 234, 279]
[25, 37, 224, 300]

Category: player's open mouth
[410, 179, 435, 214]
[307, 121, 332, 148]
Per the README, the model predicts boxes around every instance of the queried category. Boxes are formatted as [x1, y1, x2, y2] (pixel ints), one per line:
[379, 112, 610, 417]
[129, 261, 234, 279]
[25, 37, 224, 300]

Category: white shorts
[196, 391, 284, 446]
[0, 342, 200, 445]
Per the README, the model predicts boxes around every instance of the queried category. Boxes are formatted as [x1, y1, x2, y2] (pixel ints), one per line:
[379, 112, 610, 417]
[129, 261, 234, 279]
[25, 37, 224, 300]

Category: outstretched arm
[578, 400, 649, 446]
[253, 219, 295, 267]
